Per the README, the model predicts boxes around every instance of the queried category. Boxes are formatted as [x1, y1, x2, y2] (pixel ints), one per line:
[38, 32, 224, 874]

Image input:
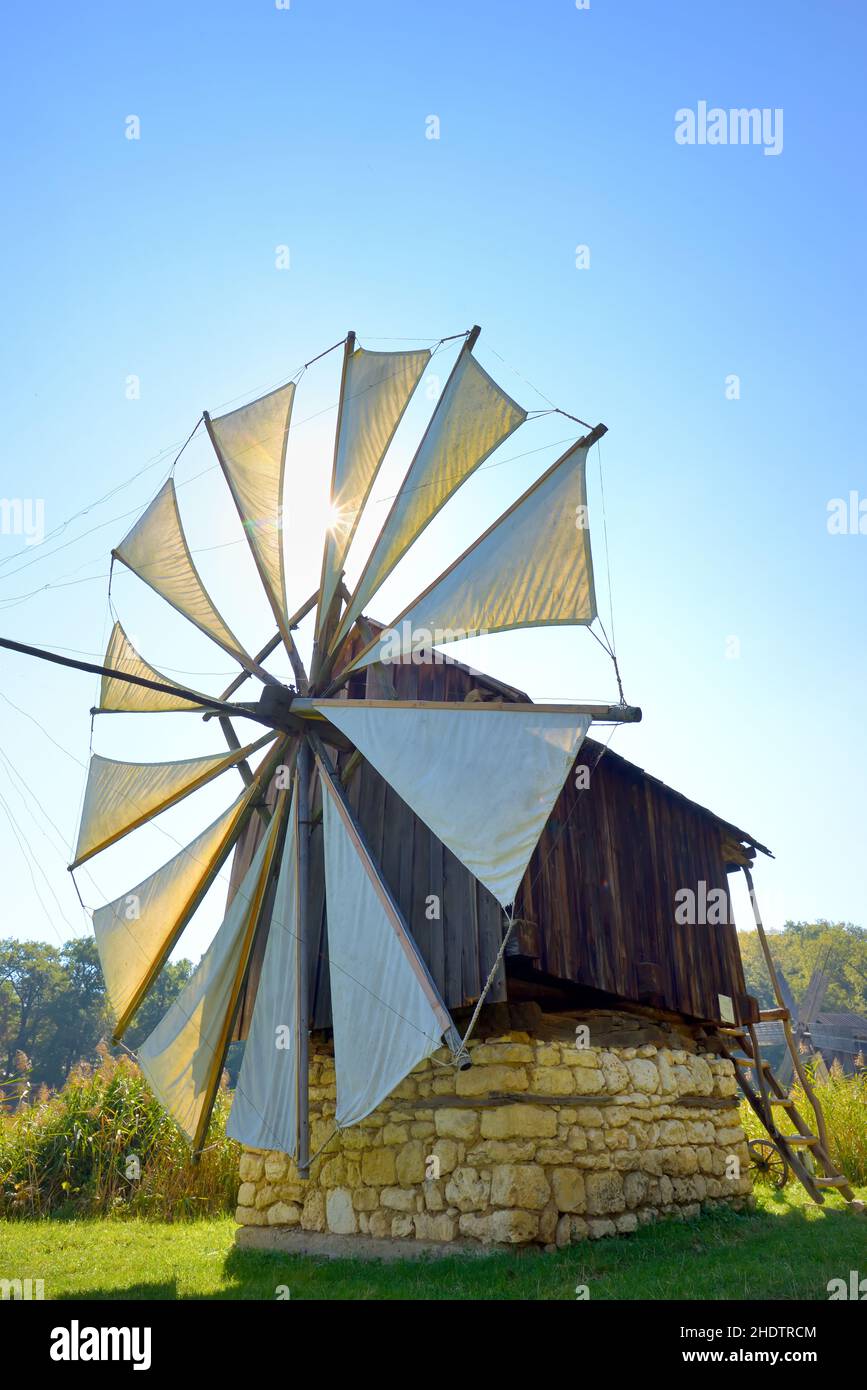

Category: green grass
[2, 1186, 865, 1300]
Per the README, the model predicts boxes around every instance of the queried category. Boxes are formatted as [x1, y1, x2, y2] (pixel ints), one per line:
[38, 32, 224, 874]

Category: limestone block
[237, 1182, 256, 1208]
[235, 1205, 267, 1227]
[380, 1186, 416, 1211]
[551, 1167, 586, 1213]
[659, 1120, 687, 1145]
[480, 1104, 557, 1140]
[383, 1123, 409, 1145]
[391, 1214, 414, 1238]
[490, 1163, 551, 1211]
[688, 1057, 714, 1095]
[318, 1156, 347, 1188]
[625, 1059, 659, 1094]
[340, 1128, 371, 1151]
[395, 1140, 426, 1186]
[301, 1190, 326, 1231]
[456, 1065, 529, 1097]
[587, 1218, 617, 1239]
[714, 1073, 739, 1098]
[623, 1170, 649, 1209]
[599, 1052, 630, 1094]
[434, 1108, 479, 1141]
[715, 1126, 746, 1147]
[367, 1209, 391, 1238]
[254, 1184, 276, 1210]
[615, 1212, 638, 1234]
[584, 1170, 625, 1216]
[537, 1203, 557, 1243]
[391, 1077, 418, 1100]
[264, 1152, 287, 1182]
[569, 1106, 604, 1127]
[459, 1212, 493, 1242]
[326, 1188, 357, 1234]
[567, 1127, 589, 1152]
[268, 1201, 301, 1227]
[536, 1147, 575, 1165]
[414, 1212, 458, 1242]
[530, 1066, 577, 1095]
[238, 1152, 264, 1182]
[444, 1166, 490, 1213]
[424, 1180, 446, 1211]
[569, 1067, 607, 1094]
[471, 1043, 534, 1065]
[490, 1209, 540, 1244]
[466, 1139, 537, 1165]
[429, 1138, 459, 1174]
[360, 1148, 397, 1186]
[410, 1122, 436, 1140]
[535, 1045, 561, 1066]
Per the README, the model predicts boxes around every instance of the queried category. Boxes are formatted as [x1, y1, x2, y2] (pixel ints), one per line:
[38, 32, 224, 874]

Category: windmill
[754, 951, 833, 1087]
[0, 328, 640, 1171]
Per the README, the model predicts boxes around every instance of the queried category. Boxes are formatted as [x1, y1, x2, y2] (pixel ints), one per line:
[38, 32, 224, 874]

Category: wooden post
[295, 737, 312, 1176]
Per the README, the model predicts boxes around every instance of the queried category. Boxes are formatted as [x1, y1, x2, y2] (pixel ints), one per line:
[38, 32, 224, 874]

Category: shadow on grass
[63, 1281, 180, 1301]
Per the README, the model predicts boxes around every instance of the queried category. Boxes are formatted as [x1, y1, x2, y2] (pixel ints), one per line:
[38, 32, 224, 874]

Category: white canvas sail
[113, 479, 253, 667]
[207, 383, 294, 636]
[92, 790, 251, 1033]
[319, 756, 454, 1128]
[332, 349, 526, 652]
[137, 804, 283, 1148]
[314, 704, 592, 908]
[316, 345, 429, 640]
[97, 622, 206, 714]
[227, 787, 301, 1154]
[348, 439, 596, 670]
[72, 737, 272, 868]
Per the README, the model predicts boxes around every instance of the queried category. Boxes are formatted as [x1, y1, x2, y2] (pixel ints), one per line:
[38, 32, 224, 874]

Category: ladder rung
[814, 1176, 848, 1187]
[768, 1097, 796, 1106]
[758, 1007, 790, 1022]
[780, 1134, 818, 1146]
[732, 1056, 771, 1069]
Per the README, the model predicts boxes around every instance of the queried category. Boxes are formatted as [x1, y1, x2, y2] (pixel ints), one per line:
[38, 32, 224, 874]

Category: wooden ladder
[719, 1015, 857, 1205]
[734, 865, 861, 1208]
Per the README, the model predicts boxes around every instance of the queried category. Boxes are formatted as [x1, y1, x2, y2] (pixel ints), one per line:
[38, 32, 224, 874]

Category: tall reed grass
[0, 1047, 239, 1220]
[740, 1060, 867, 1185]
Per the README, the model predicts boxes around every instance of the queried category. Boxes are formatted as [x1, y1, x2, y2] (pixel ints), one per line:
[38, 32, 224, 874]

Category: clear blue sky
[0, 0, 864, 963]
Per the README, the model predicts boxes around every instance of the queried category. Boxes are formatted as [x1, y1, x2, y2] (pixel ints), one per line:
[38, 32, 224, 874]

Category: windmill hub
[256, 682, 298, 731]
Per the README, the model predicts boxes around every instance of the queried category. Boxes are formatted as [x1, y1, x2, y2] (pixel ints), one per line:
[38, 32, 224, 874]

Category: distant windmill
[756, 950, 833, 1088]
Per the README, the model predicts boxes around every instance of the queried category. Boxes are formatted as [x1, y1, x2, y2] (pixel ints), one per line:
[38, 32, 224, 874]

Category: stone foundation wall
[235, 1010, 753, 1248]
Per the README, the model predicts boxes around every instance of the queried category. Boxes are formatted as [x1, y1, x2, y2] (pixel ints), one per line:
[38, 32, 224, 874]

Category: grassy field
[2, 1185, 865, 1300]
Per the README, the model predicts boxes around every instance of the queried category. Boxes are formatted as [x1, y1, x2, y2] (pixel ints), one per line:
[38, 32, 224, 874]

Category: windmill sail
[331, 348, 526, 654]
[97, 622, 207, 714]
[314, 702, 591, 908]
[71, 735, 275, 869]
[113, 478, 254, 669]
[316, 345, 430, 642]
[137, 801, 284, 1149]
[318, 752, 456, 1128]
[347, 438, 596, 671]
[206, 383, 294, 640]
[93, 788, 254, 1038]
[227, 785, 301, 1154]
